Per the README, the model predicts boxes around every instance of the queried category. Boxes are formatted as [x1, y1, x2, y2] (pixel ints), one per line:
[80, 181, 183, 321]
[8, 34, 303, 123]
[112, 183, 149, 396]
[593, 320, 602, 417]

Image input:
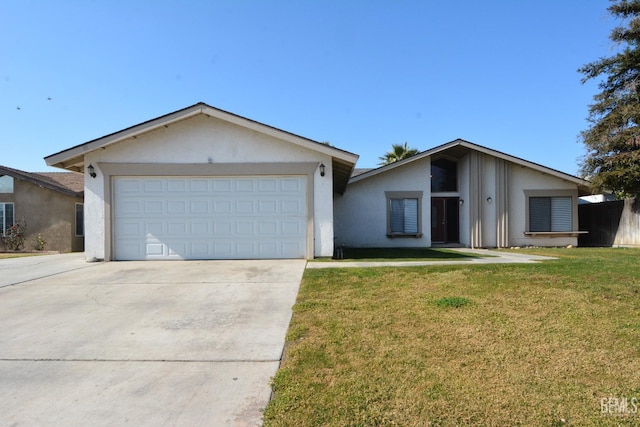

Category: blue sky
[2, 0, 616, 175]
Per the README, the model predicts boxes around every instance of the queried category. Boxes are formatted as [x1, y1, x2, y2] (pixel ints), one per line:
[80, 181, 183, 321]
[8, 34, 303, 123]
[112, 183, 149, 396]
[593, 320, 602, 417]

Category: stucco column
[495, 159, 510, 248]
[469, 152, 483, 248]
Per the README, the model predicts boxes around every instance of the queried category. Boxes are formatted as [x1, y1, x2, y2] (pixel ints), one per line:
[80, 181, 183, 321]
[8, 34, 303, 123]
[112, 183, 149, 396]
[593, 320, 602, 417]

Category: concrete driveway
[0, 254, 306, 426]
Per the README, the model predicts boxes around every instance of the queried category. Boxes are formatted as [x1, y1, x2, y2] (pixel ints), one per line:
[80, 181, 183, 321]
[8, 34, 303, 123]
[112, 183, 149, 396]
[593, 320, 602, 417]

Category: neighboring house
[44, 103, 590, 261]
[45, 103, 359, 261]
[0, 165, 84, 252]
[334, 139, 590, 249]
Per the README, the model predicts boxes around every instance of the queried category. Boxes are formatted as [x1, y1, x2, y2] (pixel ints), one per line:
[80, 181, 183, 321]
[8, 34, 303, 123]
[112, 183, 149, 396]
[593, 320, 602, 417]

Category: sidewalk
[306, 248, 557, 269]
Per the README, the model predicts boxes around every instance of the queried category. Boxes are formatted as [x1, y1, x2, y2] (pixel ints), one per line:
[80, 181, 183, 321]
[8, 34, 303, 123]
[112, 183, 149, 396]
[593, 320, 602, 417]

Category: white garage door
[113, 176, 307, 260]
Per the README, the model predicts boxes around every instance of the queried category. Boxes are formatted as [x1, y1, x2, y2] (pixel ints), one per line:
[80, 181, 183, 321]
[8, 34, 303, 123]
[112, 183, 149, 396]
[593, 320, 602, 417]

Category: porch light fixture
[319, 163, 326, 177]
[88, 164, 97, 178]
[486, 196, 492, 203]
[459, 199, 464, 206]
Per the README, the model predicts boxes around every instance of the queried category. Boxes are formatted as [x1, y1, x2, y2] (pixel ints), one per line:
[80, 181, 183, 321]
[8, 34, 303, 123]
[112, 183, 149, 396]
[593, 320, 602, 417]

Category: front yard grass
[264, 248, 640, 426]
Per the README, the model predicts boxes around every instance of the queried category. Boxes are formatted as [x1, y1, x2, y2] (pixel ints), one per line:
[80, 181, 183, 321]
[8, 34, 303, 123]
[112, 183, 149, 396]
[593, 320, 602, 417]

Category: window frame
[385, 191, 423, 237]
[0, 175, 14, 194]
[524, 190, 578, 234]
[75, 203, 84, 237]
[431, 157, 458, 193]
[0, 202, 15, 236]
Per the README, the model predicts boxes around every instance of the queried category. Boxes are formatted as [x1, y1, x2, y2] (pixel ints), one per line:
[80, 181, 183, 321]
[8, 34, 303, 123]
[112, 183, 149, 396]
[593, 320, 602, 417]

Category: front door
[431, 197, 459, 243]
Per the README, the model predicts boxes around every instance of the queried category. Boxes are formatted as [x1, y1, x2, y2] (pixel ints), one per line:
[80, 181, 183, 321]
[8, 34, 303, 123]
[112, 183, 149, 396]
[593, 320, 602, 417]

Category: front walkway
[306, 248, 557, 269]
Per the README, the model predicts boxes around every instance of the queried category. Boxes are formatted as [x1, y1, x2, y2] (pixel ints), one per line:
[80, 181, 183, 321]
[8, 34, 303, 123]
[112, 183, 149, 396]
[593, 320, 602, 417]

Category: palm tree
[378, 142, 419, 166]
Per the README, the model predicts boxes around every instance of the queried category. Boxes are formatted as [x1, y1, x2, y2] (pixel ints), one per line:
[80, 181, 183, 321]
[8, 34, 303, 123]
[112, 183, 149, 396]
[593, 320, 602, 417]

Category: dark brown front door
[431, 197, 459, 243]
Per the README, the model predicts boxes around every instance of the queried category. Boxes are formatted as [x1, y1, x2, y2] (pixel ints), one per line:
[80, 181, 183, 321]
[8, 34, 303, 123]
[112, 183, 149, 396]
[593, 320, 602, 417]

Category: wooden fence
[578, 198, 640, 247]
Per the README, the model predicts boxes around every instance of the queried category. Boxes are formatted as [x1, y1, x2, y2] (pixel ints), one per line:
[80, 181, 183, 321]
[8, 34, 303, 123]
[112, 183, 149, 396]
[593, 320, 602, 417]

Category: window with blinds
[529, 196, 572, 232]
[0, 202, 14, 236]
[390, 198, 419, 234]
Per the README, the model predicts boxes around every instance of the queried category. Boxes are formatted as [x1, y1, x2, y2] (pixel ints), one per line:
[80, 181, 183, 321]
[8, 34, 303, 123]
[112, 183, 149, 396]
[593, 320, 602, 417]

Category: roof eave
[44, 102, 359, 173]
[0, 166, 83, 198]
[349, 139, 590, 190]
[45, 103, 208, 170]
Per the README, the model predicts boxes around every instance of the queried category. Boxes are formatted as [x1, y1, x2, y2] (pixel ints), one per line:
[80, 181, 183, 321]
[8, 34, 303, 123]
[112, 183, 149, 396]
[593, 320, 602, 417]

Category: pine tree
[579, 0, 640, 197]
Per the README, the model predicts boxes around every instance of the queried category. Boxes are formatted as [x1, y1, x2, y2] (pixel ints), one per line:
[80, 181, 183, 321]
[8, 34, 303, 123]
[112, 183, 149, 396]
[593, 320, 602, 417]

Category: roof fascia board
[200, 106, 358, 164]
[453, 140, 589, 187]
[349, 150, 430, 183]
[46, 103, 358, 168]
[350, 139, 588, 188]
[45, 106, 204, 167]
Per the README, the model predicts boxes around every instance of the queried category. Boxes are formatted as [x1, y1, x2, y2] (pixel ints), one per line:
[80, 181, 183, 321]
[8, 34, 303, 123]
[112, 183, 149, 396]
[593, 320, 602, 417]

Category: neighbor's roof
[350, 138, 591, 195]
[0, 165, 83, 197]
[44, 102, 359, 194]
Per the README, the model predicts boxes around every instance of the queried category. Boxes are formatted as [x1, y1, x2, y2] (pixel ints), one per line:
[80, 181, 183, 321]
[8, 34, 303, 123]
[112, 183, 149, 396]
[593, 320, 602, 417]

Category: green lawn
[264, 248, 640, 426]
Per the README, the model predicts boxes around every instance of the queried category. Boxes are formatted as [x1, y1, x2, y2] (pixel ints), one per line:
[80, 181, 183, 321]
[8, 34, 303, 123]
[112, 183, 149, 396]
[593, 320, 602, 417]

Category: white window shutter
[551, 197, 572, 231]
[390, 199, 404, 233]
[403, 199, 418, 233]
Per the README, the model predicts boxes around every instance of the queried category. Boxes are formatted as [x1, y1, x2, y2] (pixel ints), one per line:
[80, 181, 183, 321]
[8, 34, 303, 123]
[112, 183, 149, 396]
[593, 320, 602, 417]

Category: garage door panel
[282, 220, 302, 235]
[167, 222, 187, 235]
[282, 241, 304, 257]
[212, 179, 232, 192]
[236, 179, 255, 192]
[118, 221, 142, 236]
[281, 178, 302, 192]
[146, 222, 164, 235]
[259, 220, 278, 234]
[119, 200, 142, 215]
[190, 221, 210, 235]
[167, 201, 186, 214]
[146, 242, 164, 256]
[114, 176, 307, 260]
[236, 221, 254, 234]
[167, 179, 186, 192]
[143, 180, 164, 192]
[190, 200, 209, 214]
[118, 179, 142, 193]
[186, 179, 206, 192]
[258, 179, 277, 192]
[236, 200, 254, 213]
[213, 200, 232, 213]
[144, 201, 163, 215]
[282, 200, 302, 213]
[259, 200, 278, 213]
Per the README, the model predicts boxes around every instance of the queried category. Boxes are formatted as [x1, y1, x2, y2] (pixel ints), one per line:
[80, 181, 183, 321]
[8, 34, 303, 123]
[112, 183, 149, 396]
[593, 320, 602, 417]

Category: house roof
[349, 138, 591, 195]
[0, 165, 83, 198]
[44, 102, 359, 195]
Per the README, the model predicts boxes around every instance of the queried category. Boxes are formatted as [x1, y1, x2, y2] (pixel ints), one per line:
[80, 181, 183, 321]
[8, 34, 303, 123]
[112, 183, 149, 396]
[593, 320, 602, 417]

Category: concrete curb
[306, 249, 557, 269]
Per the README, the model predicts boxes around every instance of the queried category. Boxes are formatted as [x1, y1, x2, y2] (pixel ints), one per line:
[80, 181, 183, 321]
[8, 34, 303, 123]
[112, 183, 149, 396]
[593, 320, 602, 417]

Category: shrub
[33, 233, 46, 251]
[3, 220, 26, 251]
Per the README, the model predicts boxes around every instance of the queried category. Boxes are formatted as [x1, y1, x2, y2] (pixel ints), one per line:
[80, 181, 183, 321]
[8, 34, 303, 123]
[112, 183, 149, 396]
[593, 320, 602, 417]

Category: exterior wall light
[486, 196, 492, 203]
[88, 164, 97, 178]
[319, 163, 326, 177]
[459, 199, 464, 206]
